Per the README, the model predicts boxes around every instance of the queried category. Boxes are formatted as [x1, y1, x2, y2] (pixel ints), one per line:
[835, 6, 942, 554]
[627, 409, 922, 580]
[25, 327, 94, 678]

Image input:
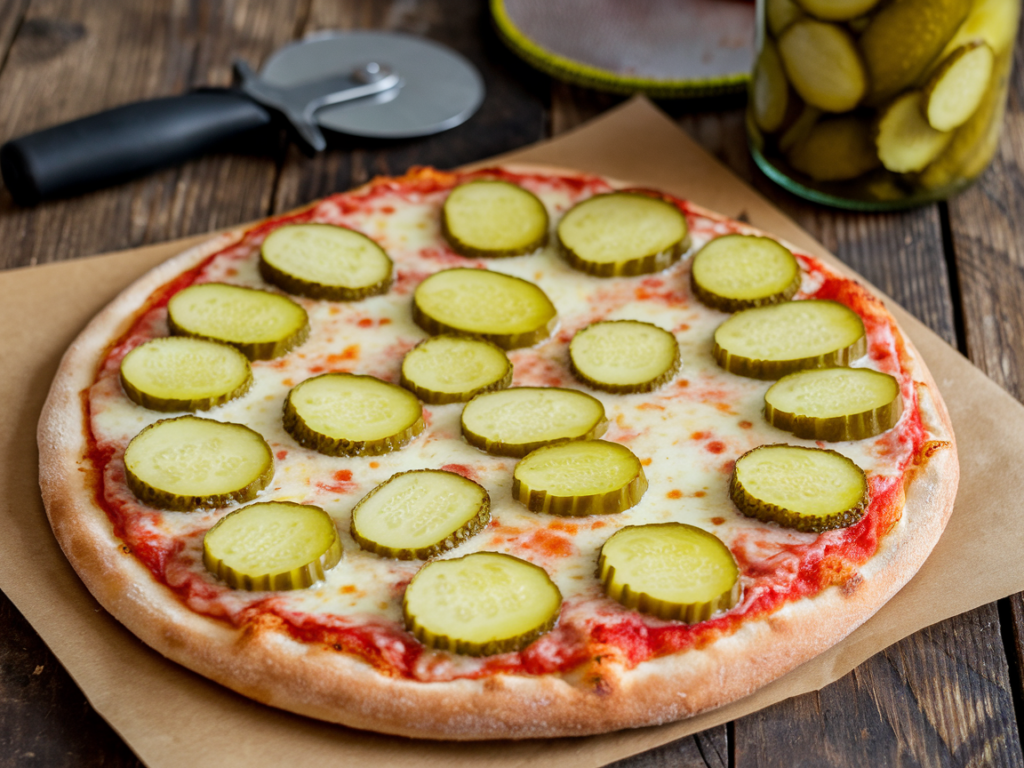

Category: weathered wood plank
[0, 591, 142, 768]
[735, 604, 1023, 767]
[0, 0, 29, 68]
[0, 0, 303, 269]
[946, 18, 1024, 757]
[271, 0, 550, 213]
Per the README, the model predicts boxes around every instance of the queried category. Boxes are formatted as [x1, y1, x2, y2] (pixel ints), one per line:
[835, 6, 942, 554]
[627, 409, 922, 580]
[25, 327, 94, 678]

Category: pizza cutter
[0, 31, 485, 205]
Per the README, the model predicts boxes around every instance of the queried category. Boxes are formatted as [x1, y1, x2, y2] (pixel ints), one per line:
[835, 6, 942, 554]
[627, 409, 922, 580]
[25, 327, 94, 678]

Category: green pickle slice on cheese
[461, 386, 607, 458]
[403, 552, 562, 656]
[557, 192, 690, 278]
[569, 320, 680, 394]
[513, 439, 648, 517]
[123, 416, 273, 511]
[730, 444, 869, 533]
[351, 470, 490, 560]
[260, 223, 393, 301]
[690, 235, 801, 312]
[412, 268, 557, 349]
[284, 373, 424, 457]
[203, 501, 341, 591]
[168, 282, 309, 361]
[713, 299, 867, 380]
[599, 523, 741, 623]
[120, 337, 253, 412]
[441, 180, 549, 258]
[765, 367, 903, 441]
[400, 335, 512, 404]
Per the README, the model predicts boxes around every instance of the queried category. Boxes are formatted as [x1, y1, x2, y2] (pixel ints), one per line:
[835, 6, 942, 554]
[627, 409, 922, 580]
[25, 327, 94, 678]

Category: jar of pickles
[748, 0, 1020, 209]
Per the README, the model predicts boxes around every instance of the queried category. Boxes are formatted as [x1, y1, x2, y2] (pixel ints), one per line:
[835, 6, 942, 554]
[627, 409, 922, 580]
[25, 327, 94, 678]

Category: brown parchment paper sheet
[2, 97, 1022, 767]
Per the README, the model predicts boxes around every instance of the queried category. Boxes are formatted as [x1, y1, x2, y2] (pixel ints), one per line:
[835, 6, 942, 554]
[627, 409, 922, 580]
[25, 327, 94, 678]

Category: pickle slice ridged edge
[512, 440, 648, 517]
[598, 523, 741, 624]
[123, 416, 274, 511]
[764, 367, 904, 441]
[441, 179, 550, 258]
[402, 551, 562, 656]
[556, 192, 691, 278]
[400, 335, 513, 405]
[730, 444, 869, 533]
[690, 234, 802, 313]
[167, 283, 310, 361]
[259, 223, 393, 302]
[283, 373, 425, 457]
[460, 386, 608, 458]
[119, 337, 254, 412]
[350, 470, 491, 560]
[713, 300, 868, 380]
[203, 501, 342, 591]
[568, 320, 681, 394]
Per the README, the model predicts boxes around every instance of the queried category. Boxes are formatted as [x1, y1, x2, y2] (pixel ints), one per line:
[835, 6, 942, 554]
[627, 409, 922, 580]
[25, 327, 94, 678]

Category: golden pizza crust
[38, 165, 958, 740]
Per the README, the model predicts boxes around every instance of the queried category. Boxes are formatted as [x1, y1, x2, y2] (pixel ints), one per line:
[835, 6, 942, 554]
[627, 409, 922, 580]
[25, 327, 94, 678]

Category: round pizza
[37, 165, 958, 740]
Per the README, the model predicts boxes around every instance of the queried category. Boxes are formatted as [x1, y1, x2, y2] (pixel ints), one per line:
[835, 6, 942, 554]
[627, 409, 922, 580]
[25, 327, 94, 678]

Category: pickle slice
[940, 0, 1020, 58]
[441, 180, 549, 258]
[569, 320, 680, 393]
[767, 0, 804, 35]
[923, 42, 995, 132]
[400, 335, 512, 404]
[461, 386, 607, 458]
[124, 416, 273, 511]
[765, 367, 904, 441]
[777, 20, 866, 113]
[120, 337, 252, 412]
[778, 104, 822, 154]
[730, 444, 869, 533]
[284, 373, 424, 456]
[513, 439, 647, 517]
[691, 235, 801, 312]
[403, 552, 562, 656]
[260, 223, 392, 301]
[203, 501, 341, 591]
[787, 116, 882, 181]
[793, 0, 880, 20]
[713, 300, 867, 380]
[752, 40, 790, 134]
[351, 470, 490, 560]
[860, 0, 972, 105]
[875, 91, 954, 173]
[598, 523, 740, 624]
[557, 192, 690, 278]
[412, 268, 557, 350]
[168, 283, 309, 361]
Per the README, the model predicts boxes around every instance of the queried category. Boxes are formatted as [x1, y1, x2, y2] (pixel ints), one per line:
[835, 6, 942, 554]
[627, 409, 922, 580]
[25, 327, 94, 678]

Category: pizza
[37, 165, 957, 740]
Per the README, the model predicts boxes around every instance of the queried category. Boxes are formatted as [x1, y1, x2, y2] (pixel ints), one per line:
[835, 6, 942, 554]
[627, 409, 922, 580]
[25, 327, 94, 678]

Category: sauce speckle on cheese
[85, 167, 926, 680]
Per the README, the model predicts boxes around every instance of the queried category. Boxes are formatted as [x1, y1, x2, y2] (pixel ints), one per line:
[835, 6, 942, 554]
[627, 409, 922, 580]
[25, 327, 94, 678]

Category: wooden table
[1, 1, 1022, 765]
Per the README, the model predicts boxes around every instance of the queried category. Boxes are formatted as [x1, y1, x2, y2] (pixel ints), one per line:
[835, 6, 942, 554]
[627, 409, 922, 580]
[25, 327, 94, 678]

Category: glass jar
[747, 0, 1020, 210]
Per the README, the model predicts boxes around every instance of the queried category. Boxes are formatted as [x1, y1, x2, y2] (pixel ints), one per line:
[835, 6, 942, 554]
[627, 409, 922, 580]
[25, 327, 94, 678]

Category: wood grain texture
[946, 19, 1024, 760]
[0, 590, 142, 767]
[0, 0, 300, 269]
[271, 0, 550, 213]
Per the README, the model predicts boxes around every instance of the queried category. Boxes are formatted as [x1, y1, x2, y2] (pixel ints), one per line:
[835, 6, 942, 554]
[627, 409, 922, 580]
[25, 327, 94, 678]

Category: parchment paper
[2, 97, 1022, 767]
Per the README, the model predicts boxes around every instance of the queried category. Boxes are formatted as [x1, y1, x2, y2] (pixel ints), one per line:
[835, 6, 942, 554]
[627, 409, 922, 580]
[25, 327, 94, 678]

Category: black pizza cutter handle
[0, 89, 274, 206]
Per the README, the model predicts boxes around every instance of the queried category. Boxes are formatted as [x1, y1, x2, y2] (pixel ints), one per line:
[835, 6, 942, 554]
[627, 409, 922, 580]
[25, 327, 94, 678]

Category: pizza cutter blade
[255, 31, 485, 143]
[0, 31, 485, 205]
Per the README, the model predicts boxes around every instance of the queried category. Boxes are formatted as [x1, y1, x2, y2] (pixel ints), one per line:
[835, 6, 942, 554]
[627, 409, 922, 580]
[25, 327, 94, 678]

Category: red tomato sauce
[84, 168, 928, 680]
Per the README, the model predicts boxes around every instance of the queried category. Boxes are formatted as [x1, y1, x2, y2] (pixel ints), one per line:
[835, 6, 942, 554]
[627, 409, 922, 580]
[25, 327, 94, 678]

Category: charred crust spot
[917, 440, 951, 464]
[483, 677, 506, 692]
[333, 644, 342, 651]
[121, 545, 131, 554]
[841, 572, 864, 596]
[589, 675, 613, 697]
